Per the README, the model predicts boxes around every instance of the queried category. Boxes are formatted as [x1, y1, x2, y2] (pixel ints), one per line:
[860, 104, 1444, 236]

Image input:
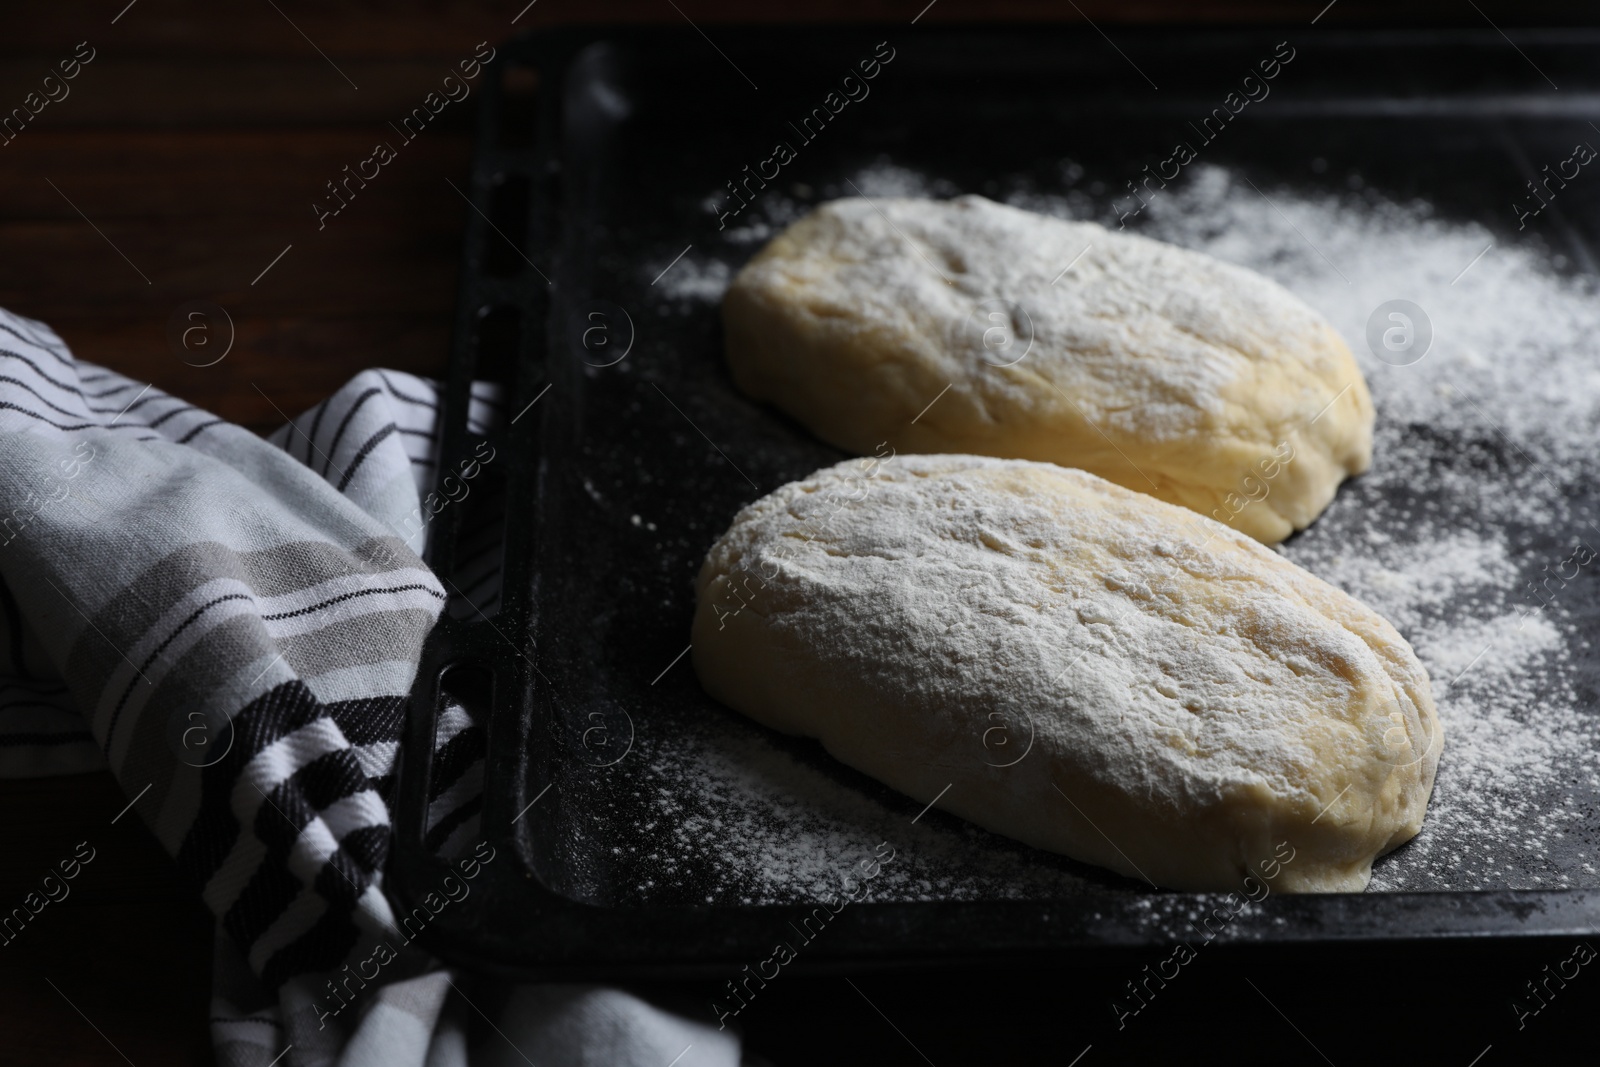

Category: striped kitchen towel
[0, 306, 748, 1066]
[0, 299, 492, 978]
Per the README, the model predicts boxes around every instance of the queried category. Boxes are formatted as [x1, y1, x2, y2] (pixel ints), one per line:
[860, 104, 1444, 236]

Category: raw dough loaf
[691, 454, 1440, 892]
[722, 195, 1374, 544]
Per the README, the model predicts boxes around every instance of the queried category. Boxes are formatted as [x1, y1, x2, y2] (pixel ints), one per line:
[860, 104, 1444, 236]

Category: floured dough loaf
[722, 195, 1374, 543]
[691, 454, 1440, 892]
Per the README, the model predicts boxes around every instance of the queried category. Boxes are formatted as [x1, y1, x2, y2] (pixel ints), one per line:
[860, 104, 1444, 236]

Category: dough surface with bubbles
[722, 195, 1374, 543]
[692, 454, 1440, 892]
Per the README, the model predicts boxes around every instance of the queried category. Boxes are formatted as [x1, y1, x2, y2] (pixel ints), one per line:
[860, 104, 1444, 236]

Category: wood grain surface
[0, 2, 1588, 1063]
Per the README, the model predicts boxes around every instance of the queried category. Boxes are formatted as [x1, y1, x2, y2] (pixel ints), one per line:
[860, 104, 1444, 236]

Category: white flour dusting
[1126, 167, 1600, 891]
[641, 160, 1600, 899]
[629, 727, 1098, 905]
[655, 257, 732, 303]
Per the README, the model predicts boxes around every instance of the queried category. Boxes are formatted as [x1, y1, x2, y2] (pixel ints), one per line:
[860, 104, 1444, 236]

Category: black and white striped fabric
[0, 307, 749, 1067]
[0, 306, 481, 1049]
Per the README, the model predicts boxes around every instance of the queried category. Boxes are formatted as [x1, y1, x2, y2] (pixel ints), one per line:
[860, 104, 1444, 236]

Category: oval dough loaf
[691, 454, 1440, 892]
[722, 195, 1374, 544]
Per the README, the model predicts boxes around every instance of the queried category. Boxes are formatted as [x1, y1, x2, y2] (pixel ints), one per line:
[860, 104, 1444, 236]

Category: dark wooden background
[0, 1, 1590, 1063]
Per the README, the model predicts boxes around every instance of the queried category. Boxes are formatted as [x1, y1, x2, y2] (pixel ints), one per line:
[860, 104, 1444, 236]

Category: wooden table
[0, 2, 1582, 1063]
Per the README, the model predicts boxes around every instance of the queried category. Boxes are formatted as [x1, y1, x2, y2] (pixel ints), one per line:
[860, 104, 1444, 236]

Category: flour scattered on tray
[645, 160, 1600, 900]
[655, 257, 732, 302]
[630, 727, 1100, 905]
[1123, 167, 1600, 891]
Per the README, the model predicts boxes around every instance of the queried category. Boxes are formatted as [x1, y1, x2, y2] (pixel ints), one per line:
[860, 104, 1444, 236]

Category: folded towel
[0, 306, 747, 1067]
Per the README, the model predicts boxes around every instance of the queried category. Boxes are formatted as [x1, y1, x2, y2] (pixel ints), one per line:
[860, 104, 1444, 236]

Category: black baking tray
[390, 23, 1600, 979]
